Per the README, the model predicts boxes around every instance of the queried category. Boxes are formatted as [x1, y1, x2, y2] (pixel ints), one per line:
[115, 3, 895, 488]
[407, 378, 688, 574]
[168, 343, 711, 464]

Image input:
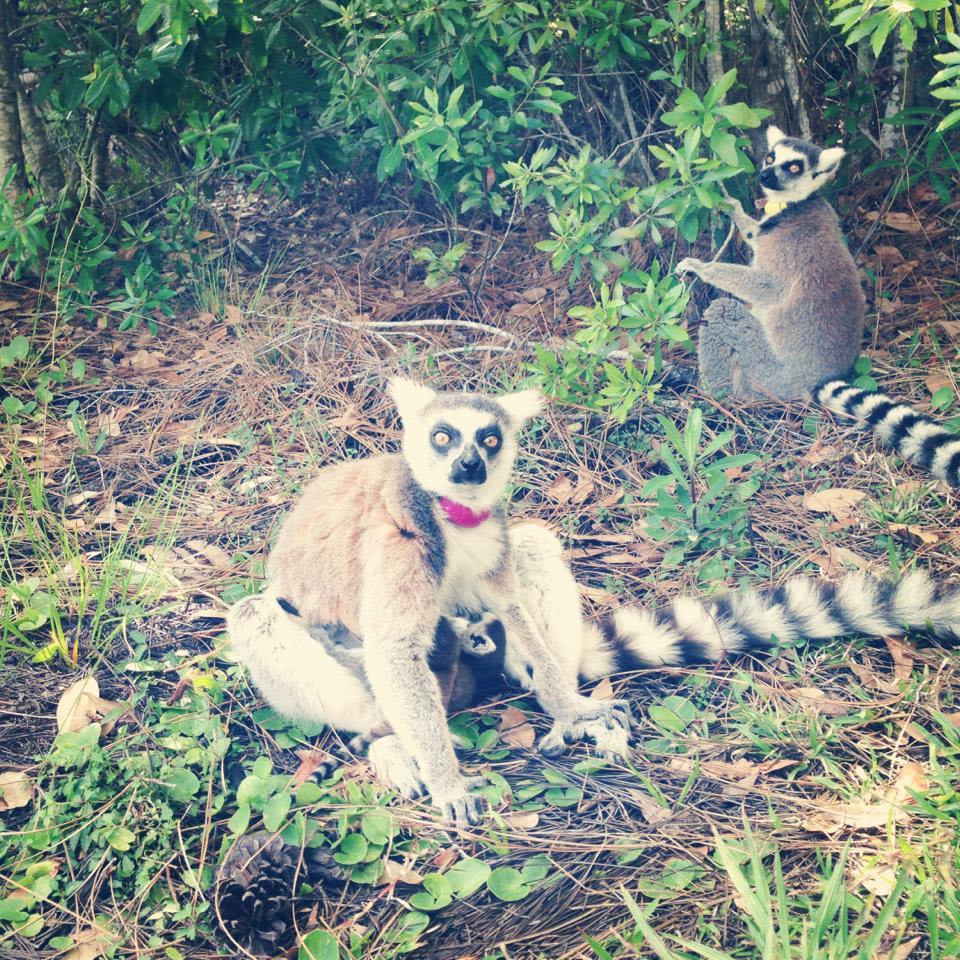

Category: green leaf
[107, 825, 136, 852]
[931, 385, 954, 411]
[710, 129, 739, 166]
[298, 929, 340, 960]
[262, 790, 292, 832]
[162, 767, 201, 802]
[334, 833, 368, 865]
[447, 857, 491, 898]
[136, 0, 166, 34]
[487, 866, 532, 901]
[228, 803, 251, 835]
[409, 874, 453, 910]
[361, 811, 395, 845]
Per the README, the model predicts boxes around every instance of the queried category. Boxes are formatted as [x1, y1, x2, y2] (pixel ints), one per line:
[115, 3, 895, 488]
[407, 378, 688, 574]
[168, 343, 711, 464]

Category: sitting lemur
[229, 378, 960, 825]
[676, 125, 960, 488]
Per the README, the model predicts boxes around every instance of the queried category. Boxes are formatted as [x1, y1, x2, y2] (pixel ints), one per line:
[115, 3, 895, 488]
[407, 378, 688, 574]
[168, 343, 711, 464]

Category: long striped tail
[815, 380, 960, 488]
[588, 571, 960, 672]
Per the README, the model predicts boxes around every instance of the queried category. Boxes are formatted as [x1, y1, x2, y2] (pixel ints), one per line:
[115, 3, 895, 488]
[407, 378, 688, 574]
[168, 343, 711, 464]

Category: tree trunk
[760, 7, 813, 139]
[0, 0, 26, 198]
[19, 90, 64, 201]
[879, 36, 909, 157]
[705, 0, 725, 93]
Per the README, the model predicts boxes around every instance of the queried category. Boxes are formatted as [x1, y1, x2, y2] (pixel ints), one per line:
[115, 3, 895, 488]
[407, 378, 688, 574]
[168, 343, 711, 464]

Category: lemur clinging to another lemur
[229, 378, 960, 825]
[676, 125, 960, 488]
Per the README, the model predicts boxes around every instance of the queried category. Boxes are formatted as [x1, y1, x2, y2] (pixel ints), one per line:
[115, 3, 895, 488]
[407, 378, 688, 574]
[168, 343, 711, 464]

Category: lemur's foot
[539, 697, 634, 760]
[674, 257, 704, 277]
[367, 735, 426, 799]
[434, 780, 486, 828]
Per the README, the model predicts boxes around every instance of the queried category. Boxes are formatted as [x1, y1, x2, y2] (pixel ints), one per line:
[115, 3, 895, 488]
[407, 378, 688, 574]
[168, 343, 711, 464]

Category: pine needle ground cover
[1, 177, 959, 959]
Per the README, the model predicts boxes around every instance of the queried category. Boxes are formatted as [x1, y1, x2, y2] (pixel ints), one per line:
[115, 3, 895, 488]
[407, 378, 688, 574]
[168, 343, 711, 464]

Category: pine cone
[216, 832, 345, 956]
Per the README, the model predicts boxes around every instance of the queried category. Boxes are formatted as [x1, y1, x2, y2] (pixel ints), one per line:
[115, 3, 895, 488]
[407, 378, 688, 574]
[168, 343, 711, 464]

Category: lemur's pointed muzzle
[451, 445, 486, 485]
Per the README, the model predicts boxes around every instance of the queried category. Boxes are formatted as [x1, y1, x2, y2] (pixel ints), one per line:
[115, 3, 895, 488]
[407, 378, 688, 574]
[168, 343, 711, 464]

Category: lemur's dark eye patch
[765, 152, 775, 165]
[477, 426, 502, 453]
[431, 424, 460, 452]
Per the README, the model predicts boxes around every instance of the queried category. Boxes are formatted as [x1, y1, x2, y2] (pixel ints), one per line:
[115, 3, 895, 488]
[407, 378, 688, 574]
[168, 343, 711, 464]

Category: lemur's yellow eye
[765, 153, 775, 165]
[433, 431, 450, 446]
[789, 163, 801, 174]
[483, 434, 500, 450]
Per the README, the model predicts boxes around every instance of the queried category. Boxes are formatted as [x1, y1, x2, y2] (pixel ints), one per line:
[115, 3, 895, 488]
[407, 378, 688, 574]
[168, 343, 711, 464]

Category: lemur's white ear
[815, 147, 845, 178]
[388, 377, 435, 422]
[498, 388, 544, 424]
[765, 125, 786, 149]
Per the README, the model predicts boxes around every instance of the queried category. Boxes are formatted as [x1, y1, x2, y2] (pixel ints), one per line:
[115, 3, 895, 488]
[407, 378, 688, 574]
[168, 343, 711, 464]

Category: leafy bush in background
[1, 0, 958, 418]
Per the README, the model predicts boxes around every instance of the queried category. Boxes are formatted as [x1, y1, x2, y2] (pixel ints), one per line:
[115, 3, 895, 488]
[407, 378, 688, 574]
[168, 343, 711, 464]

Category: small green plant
[619, 833, 917, 960]
[642, 409, 760, 581]
[530, 267, 691, 421]
[412, 242, 468, 288]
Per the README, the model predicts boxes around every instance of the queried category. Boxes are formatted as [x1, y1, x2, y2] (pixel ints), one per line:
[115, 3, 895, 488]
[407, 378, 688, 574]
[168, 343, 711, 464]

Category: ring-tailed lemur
[229, 380, 960, 825]
[675, 125, 960, 488]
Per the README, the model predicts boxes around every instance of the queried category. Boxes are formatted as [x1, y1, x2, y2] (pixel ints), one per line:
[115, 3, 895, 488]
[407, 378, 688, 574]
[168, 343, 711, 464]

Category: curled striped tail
[599, 570, 960, 669]
[815, 380, 960, 488]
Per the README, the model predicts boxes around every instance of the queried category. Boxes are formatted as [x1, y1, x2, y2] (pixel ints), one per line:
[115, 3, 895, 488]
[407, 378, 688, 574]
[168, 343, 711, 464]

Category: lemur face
[388, 378, 542, 508]
[759, 125, 845, 204]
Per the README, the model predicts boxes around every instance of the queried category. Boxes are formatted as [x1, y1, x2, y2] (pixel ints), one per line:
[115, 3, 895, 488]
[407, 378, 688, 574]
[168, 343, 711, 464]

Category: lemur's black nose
[451, 445, 486, 484]
[759, 167, 778, 188]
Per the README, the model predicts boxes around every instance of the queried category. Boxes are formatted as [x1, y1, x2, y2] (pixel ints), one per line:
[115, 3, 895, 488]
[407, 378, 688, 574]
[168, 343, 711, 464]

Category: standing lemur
[676, 125, 960, 488]
[229, 378, 960, 825]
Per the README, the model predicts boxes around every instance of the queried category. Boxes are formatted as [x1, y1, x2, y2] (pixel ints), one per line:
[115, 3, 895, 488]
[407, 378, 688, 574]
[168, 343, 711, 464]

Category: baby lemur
[676, 125, 960, 488]
[229, 378, 960, 825]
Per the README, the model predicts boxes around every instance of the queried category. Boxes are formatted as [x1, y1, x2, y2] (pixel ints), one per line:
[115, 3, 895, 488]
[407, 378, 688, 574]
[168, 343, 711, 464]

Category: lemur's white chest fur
[438, 518, 506, 613]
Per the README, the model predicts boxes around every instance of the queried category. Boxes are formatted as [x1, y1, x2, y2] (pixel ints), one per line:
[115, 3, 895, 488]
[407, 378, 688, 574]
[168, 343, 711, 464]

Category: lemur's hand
[675, 257, 704, 278]
[539, 695, 634, 760]
[724, 196, 746, 219]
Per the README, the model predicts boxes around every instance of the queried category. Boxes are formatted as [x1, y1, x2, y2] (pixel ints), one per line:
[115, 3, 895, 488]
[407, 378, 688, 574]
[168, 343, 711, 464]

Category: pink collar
[438, 496, 491, 528]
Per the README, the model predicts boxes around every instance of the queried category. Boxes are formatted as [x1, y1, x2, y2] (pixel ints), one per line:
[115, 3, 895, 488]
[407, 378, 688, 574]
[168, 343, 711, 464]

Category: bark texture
[0, 0, 26, 197]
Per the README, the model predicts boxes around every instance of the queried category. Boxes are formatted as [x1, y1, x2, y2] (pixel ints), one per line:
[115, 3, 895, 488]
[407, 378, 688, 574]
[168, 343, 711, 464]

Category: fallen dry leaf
[865, 210, 924, 234]
[0, 770, 34, 811]
[849, 852, 898, 896]
[431, 847, 459, 870]
[503, 810, 540, 829]
[378, 860, 423, 886]
[872, 245, 905, 266]
[56, 677, 129, 736]
[798, 441, 840, 467]
[803, 760, 928, 834]
[938, 319, 960, 340]
[498, 705, 536, 749]
[874, 936, 922, 960]
[787, 686, 858, 717]
[62, 926, 115, 960]
[848, 660, 899, 694]
[590, 677, 615, 701]
[803, 488, 866, 521]
[883, 636, 914, 682]
[224, 304, 244, 325]
[925, 372, 953, 395]
[888, 523, 939, 546]
[628, 789, 672, 823]
[546, 475, 574, 503]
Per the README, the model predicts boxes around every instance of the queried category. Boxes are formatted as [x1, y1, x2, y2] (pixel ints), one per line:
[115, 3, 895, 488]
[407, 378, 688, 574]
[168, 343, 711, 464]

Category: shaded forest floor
[1, 171, 959, 959]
